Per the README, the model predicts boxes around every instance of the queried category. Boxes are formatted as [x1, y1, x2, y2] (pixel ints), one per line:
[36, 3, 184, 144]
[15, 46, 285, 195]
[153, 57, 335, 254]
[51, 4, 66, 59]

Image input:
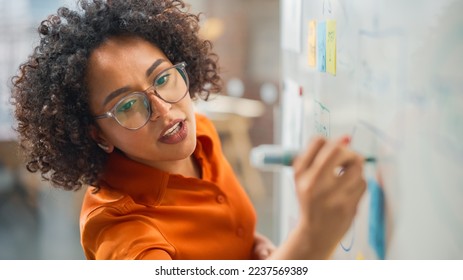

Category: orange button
[216, 195, 225, 204]
[236, 227, 244, 237]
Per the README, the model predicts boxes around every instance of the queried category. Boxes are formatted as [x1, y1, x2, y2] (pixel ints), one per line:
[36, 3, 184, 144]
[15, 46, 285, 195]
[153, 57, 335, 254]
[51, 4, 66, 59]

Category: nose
[148, 93, 172, 121]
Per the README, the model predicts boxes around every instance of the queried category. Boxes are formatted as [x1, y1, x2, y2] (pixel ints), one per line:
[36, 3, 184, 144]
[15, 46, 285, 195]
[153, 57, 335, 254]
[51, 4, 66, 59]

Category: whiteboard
[278, 0, 463, 259]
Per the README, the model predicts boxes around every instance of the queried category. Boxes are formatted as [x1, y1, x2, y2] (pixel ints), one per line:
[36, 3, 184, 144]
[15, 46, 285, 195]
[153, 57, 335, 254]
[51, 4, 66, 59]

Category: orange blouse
[80, 113, 257, 259]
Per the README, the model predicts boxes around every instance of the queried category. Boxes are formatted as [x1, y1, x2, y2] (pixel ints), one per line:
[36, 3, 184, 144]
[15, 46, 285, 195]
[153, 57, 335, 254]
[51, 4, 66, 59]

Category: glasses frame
[94, 62, 189, 130]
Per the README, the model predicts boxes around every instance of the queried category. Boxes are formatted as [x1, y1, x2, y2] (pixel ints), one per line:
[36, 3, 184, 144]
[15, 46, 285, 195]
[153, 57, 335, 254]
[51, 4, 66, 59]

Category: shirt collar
[100, 151, 170, 206]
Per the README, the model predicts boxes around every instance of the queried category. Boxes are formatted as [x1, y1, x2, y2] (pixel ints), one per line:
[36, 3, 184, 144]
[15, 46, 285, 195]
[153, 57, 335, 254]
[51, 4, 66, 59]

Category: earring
[97, 143, 110, 152]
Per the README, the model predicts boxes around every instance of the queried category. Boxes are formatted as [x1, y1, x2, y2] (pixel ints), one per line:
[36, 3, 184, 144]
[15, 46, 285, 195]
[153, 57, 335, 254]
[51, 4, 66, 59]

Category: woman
[11, 0, 366, 259]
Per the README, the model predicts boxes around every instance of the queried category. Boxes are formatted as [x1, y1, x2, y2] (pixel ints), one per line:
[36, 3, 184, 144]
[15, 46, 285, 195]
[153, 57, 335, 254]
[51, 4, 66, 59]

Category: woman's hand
[268, 135, 366, 260]
[292, 135, 367, 259]
[251, 231, 276, 259]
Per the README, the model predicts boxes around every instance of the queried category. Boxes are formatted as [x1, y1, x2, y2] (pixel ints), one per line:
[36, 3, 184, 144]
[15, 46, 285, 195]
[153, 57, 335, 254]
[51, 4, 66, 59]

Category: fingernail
[341, 135, 351, 145]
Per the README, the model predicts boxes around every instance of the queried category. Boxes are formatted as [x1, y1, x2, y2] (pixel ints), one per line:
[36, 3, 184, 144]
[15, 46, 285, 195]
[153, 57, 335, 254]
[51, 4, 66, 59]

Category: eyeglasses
[94, 62, 189, 130]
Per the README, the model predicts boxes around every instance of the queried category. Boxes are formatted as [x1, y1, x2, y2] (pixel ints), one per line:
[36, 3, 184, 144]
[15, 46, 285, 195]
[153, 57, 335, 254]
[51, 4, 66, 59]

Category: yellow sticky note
[356, 251, 365, 260]
[326, 20, 336, 75]
[308, 20, 317, 67]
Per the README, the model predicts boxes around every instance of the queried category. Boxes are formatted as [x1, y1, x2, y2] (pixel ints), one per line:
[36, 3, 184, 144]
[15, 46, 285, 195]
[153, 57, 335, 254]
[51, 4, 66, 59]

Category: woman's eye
[117, 99, 137, 113]
[155, 73, 170, 87]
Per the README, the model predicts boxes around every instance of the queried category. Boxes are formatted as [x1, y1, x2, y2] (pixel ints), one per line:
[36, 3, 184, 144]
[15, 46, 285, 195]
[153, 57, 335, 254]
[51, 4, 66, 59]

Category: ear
[89, 124, 114, 153]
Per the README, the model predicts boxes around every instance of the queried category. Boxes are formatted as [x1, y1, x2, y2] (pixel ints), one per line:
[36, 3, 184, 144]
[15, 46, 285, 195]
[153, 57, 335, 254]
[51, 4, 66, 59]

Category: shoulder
[79, 189, 176, 259]
[80, 185, 131, 222]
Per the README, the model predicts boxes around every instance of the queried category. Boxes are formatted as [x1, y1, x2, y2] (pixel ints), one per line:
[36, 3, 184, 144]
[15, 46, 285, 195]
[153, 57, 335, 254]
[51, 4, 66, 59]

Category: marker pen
[250, 144, 376, 169]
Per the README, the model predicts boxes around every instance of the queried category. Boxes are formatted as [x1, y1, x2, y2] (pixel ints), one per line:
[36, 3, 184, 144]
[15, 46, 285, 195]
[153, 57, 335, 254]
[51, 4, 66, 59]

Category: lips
[158, 119, 188, 144]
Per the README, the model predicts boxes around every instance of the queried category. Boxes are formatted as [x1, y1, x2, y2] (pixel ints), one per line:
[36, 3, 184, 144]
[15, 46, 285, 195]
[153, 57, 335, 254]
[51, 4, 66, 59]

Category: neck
[140, 154, 201, 178]
[174, 155, 202, 179]
[121, 149, 202, 178]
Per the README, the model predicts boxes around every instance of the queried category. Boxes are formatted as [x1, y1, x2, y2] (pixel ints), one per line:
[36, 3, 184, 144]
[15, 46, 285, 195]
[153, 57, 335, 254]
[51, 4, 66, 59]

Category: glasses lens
[155, 65, 188, 103]
[107, 63, 188, 130]
[114, 94, 150, 129]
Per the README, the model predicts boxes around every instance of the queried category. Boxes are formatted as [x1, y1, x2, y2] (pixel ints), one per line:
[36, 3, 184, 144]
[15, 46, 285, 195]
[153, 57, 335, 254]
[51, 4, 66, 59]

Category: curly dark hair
[11, 0, 222, 191]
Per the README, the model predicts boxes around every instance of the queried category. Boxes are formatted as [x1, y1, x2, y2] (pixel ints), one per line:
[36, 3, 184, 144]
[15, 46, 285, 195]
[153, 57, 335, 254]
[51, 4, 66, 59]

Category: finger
[312, 141, 359, 181]
[337, 173, 367, 211]
[339, 179, 367, 224]
[327, 176, 366, 223]
[257, 248, 271, 260]
[349, 177, 367, 205]
[336, 134, 351, 146]
[293, 136, 327, 175]
[253, 243, 275, 260]
[335, 155, 364, 192]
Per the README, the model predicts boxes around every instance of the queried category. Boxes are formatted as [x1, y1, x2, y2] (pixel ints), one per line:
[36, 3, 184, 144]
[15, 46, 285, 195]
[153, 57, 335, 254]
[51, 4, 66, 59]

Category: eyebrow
[103, 86, 131, 106]
[102, 58, 166, 106]
[146, 58, 166, 77]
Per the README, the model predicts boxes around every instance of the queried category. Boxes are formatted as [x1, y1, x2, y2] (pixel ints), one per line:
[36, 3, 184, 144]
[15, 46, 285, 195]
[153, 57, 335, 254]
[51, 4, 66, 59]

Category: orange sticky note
[308, 20, 317, 67]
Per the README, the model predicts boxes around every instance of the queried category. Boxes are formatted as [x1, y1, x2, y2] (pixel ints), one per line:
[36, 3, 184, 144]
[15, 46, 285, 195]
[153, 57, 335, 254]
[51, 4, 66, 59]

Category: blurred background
[0, 0, 281, 259]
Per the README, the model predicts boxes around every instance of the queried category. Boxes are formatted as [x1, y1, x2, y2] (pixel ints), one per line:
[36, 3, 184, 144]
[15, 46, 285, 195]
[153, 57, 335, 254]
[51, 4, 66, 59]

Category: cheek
[180, 94, 195, 115]
[109, 130, 152, 157]
[103, 127, 129, 147]
[95, 117, 137, 146]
